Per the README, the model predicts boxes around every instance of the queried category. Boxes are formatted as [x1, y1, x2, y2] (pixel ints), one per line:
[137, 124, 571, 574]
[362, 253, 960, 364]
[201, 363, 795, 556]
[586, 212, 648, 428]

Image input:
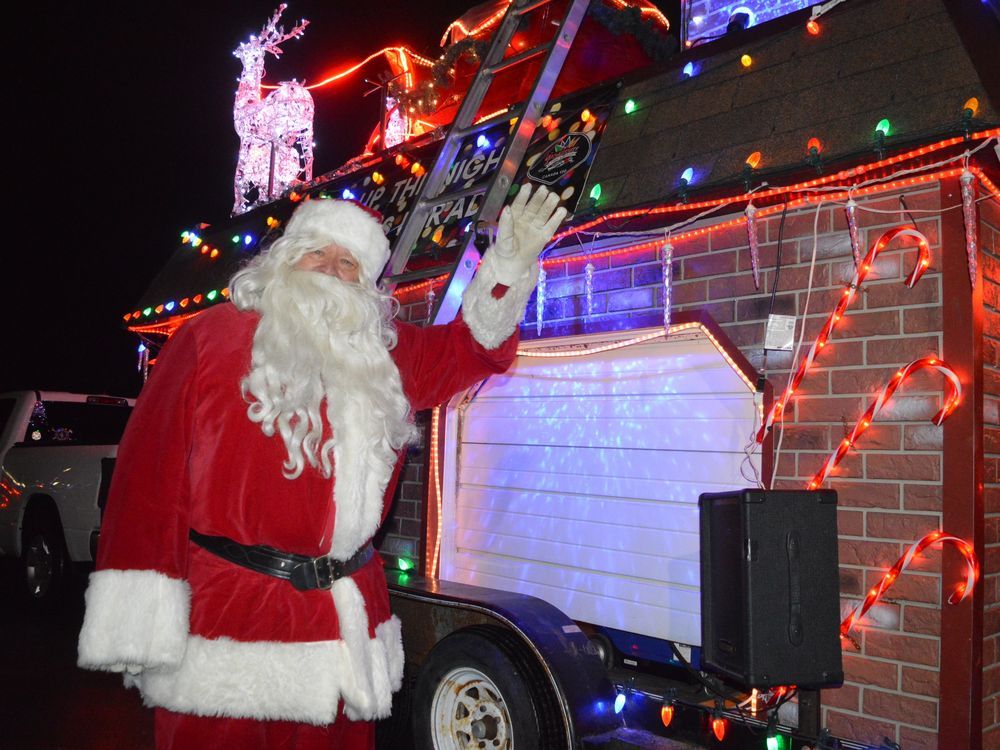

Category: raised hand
[490, 184, 568, 285]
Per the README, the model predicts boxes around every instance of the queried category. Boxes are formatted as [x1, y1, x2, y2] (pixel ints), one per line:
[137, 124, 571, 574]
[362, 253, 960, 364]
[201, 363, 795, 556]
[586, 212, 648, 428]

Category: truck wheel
[412, 627, 546, 750]
[20, 512, 66, 607]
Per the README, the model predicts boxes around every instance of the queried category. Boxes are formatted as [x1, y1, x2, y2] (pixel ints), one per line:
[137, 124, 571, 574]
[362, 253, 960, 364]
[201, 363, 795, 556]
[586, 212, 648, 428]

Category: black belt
[189, 529, 374, 591]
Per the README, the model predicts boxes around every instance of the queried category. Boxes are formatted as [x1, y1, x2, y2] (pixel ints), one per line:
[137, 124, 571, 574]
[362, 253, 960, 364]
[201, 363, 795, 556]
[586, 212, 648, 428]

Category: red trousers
[154, 708, 375, 750]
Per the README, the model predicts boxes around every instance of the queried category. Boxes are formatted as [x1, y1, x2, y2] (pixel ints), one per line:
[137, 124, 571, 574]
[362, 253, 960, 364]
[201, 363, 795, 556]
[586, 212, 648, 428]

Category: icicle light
[661, 242, 674, 333]
[745, 203, 761, 290]
[845, 198, 862, 267]
[536, 262, 546, 335]
[584, 262, 595, 318]
[960, 169, 978, 287]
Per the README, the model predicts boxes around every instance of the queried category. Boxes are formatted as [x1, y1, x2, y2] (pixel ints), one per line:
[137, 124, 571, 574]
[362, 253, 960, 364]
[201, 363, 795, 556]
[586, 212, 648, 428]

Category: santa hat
[282, 199, 390, 282]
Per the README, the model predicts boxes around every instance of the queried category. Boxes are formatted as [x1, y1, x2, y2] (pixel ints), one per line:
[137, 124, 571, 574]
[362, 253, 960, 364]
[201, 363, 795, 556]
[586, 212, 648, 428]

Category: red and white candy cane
[756, 226, 931, 444]
[808, 356, 961, 489]
[840, 530, 979, 639]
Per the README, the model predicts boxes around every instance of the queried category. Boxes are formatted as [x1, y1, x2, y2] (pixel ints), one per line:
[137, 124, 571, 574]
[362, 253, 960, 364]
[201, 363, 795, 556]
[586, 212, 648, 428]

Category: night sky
[5, 1, 499, 397]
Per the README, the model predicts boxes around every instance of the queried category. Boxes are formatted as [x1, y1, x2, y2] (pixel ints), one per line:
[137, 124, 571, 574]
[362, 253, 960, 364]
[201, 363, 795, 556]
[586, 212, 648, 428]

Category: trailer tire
[412, 626, 546, 750]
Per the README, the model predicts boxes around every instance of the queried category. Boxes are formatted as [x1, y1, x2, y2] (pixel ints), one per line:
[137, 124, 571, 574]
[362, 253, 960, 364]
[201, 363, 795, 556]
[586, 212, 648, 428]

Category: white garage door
[439, 321, 762, 646]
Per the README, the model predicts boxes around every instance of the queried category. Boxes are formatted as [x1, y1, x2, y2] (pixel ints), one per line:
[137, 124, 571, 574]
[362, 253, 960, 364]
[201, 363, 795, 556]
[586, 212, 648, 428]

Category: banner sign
[308, 83, 617, 273]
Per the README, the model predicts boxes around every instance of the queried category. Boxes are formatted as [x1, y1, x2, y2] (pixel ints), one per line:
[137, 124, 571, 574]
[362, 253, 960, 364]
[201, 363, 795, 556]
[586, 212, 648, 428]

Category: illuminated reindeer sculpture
[232, 5, 314, 214]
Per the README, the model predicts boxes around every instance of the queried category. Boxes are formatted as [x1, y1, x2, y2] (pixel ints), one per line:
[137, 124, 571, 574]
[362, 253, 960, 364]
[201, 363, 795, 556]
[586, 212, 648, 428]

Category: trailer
[126, 0, 1000, 748]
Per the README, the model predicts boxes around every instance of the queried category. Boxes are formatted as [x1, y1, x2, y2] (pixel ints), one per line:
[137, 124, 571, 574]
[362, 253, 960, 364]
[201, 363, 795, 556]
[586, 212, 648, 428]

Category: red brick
[849, 424, 902, 451]
[739, 242, 779, 273]
[865, 630, 939, 667]
[683, 250, 736, 279]
[865, 569, 940, 606]
[671, 279, 707, 305]
[992, 459, 1000, 486]
[867, 512, 940, 541]
[984, 665, 1000, 697]
[988, 427, 1000, 455]
[708, 272, 761, 300]
[903, 306, 943, 334]
[877, 394, 945, 422]
[836, 482, 900, 509]
[843, 653, 899, 689]
[831, 366, 912, 395]
[840, 567, 863, 596]
[903, 424, 944, 451]
[795, 395, 867, 423]
[898, 725, 938, 750]
[839, 509, 864, 537]
[867, 453, 940, 482]
[902, 605, 941, 637]
[840, 539, 900, 567]
[823, 710, 897, 748]
[820, 341, 866, 367]
[697, 300, 734, 324]
[709, 223, 750, 251]
[822, 683, 859, 711]
[779, 262, 834, 293]
[864, 688, 938, 728]
[838, 310, 902, 340]
[866, 335, 941, 365]
[985, 724, 1000, 750]
[800, 450, 862, 481]
[776, 424, 830, 451]
[904, 484, 943, 512]
[865, 279, 940, 310]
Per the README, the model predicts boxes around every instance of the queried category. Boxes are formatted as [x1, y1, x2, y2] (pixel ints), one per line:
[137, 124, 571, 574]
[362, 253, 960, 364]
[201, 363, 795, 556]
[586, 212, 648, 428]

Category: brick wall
[686, 0, 810, 44]
[982, 195, 1000, 749]
[516, 186, 949, 748]
[383, 182, 989, 749]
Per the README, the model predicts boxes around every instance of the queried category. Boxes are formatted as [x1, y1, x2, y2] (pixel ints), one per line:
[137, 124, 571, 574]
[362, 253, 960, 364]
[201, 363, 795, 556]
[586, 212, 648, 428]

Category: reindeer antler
[259, 4, 309, 57]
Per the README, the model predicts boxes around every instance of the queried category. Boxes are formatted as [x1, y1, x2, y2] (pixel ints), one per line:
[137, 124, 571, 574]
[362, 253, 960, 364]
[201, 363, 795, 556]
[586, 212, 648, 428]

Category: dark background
[5, 1, 679, 398]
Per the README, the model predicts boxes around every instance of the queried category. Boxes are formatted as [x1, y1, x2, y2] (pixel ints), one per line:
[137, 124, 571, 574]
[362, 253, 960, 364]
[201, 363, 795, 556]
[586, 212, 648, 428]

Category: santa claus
[78, 185, 567, 749]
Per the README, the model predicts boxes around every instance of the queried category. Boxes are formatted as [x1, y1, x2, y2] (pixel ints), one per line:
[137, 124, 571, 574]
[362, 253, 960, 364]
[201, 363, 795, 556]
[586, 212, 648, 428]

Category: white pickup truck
[0, 391, 133, 607]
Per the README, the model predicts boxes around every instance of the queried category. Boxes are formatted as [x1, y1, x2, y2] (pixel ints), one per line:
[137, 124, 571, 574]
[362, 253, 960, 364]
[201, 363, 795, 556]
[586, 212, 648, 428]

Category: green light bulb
[398, 557, 413, 572]
[624, 99, 636, 114]
[232, 235, 240, 244]
[207, 290, 218, 301]
[142, 307, 152, 317]
[589, 183, 602, 202]
[875, 118, 890, 136]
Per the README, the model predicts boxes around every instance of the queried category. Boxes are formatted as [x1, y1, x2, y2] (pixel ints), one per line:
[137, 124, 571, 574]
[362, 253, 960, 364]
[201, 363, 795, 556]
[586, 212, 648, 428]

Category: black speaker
[699, 489, 844, 689]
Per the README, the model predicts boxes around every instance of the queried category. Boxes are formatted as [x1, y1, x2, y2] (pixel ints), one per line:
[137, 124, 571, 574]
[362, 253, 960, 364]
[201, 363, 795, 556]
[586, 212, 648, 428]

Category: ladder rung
[485, 41, 555, 76]
[514, 0, 560, 17]
[385, 265, 454, 285]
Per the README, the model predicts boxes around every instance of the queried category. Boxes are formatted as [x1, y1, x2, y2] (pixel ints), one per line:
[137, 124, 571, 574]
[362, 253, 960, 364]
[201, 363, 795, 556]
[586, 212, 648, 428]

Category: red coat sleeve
[392, 312, 518, 411]
[95, 320, 199, 578]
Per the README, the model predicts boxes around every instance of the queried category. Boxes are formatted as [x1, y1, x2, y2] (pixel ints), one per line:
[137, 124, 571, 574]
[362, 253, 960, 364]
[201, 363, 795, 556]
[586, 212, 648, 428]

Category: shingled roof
[582, 0, 999, 215]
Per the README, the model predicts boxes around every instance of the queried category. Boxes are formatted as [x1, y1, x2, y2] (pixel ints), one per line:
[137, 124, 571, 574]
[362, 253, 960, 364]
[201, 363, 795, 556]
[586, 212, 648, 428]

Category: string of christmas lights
[806, 356, 961, 489]
[840, 530, 979, 640]
[756, 225, 931, 444]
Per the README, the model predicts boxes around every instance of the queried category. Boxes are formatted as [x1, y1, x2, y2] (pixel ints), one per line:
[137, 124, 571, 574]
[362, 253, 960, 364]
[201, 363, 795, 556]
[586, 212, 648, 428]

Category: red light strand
[807, 355, 961, 489]
[551, 130, 999, 243]
[840, 531, 979, 639]
[756, 225, 932, 443]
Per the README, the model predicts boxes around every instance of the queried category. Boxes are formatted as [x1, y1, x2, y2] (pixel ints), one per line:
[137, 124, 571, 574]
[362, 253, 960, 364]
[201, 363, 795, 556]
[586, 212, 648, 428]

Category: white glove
[490, 184, 568, 285]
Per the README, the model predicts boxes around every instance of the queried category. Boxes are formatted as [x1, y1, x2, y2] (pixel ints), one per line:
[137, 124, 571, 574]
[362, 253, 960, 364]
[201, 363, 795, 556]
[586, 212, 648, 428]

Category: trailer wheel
[412, 627, 545, 750]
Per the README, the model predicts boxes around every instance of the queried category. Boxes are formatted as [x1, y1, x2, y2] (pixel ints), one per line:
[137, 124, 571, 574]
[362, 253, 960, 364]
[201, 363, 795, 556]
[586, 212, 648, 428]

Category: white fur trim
[131, 612, 405, 725]
[461, 247, 539, 349]
[327, 383, 398, 561]
[78, 569, 190, 674]
[283, 199, 390, 282]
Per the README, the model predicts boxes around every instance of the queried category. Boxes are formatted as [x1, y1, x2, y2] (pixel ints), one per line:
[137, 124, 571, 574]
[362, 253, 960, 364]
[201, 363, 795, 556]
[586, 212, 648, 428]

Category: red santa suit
[76, 239, 534, 738]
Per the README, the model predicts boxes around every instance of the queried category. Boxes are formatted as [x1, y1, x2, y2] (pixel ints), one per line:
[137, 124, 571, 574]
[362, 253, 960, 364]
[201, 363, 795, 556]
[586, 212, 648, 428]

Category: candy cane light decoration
[757, 226, 931, 443]
[841, 530, 979, 639]
[808, 355, 961, 489]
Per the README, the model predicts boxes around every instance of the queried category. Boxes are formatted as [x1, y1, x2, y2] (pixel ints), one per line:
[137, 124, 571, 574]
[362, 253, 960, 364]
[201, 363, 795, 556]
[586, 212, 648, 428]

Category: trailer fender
[386, 570, 623, 747]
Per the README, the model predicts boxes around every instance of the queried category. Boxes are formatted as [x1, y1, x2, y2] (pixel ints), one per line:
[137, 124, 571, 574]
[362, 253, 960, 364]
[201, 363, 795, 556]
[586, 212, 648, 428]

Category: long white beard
[241, 270, 418, 557]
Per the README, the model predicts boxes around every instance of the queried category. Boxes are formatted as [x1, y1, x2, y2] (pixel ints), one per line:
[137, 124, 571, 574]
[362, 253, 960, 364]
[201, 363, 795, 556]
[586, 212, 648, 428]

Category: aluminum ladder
[383, 0, 591, 324]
